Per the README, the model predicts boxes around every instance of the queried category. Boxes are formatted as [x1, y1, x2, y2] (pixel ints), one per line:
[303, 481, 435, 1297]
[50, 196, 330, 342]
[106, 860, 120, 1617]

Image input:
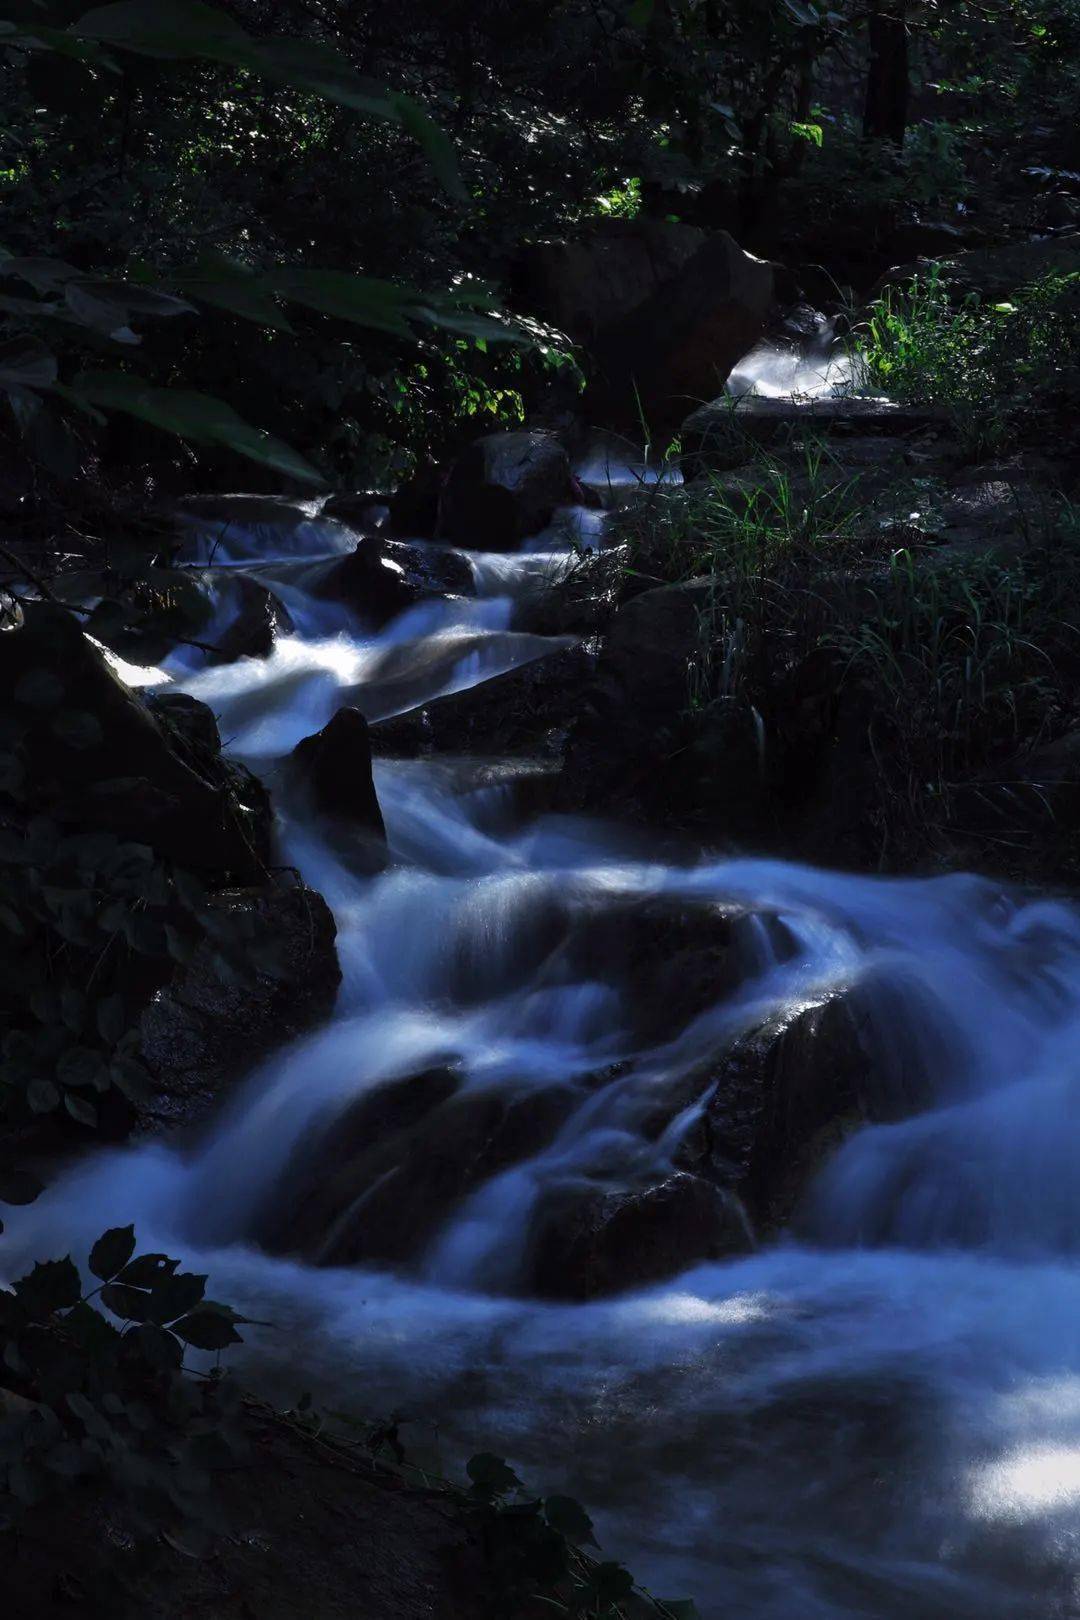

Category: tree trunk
[863, 2, 910, 146]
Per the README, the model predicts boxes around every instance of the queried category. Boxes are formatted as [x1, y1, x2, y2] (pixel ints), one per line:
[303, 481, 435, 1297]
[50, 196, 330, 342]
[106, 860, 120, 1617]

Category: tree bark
[863, 2, 910, 146]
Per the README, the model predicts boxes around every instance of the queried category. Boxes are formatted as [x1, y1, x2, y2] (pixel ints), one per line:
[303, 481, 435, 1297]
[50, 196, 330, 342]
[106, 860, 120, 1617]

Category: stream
[8, 434, 1080, 1619]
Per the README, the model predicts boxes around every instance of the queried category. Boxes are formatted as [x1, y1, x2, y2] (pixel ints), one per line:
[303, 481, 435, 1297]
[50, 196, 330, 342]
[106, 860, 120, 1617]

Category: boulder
[560, 580, 770, 836]
[528, 1172, 750, 1301]
[679, 396, 950, 474]
[440, 431, 574, 549]
[515, 218, 707, 345]
[288, 706, 387, 872]
[139, 881, 340, 1132]
[553, 894, 794, 1049]
[207, 573, 294, 664]
[260, 1077, 576, 1267]
[590, 231, 774, 432]
[670, 987, 933, 1229]
[371, 643, 592, 760]
[319, 491, 391, 529]
[311, 535, 474, 625]
[173, 493, 344, 565]
[1, 602, 268, 877]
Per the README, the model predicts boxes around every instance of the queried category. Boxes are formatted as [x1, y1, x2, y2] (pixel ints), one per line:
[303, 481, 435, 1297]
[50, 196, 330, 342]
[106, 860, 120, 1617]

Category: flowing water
[8, 445, 1080, 1618]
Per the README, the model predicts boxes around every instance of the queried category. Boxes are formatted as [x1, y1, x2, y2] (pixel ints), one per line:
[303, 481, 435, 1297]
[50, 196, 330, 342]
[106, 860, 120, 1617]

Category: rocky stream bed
[6, 229, 1080, 1617]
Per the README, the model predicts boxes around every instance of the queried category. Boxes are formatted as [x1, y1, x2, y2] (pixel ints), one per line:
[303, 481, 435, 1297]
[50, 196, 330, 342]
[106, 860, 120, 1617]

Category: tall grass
[859, 265, 1080, 430]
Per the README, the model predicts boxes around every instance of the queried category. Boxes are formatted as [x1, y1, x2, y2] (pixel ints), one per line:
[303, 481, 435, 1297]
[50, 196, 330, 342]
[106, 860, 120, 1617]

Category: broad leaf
[0, 1170, 44, 1206]
[71, 370, 324, 484]
[100, 1281, 154, 1321]
[173, 1305, 242, 1349]
[14, 1256, 82, 1318]
[0, 336, 58, 390]
[544, 1494, 599, 1547]
[172, 255, 292, 332]
[0, 256, 82, 294]
[88, 1223, 136, 1281]
[72, 0, 249, 59]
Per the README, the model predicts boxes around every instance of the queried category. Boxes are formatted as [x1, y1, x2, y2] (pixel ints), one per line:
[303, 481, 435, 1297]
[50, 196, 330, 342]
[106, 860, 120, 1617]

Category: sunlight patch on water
[969, 1446, 1080, 1520]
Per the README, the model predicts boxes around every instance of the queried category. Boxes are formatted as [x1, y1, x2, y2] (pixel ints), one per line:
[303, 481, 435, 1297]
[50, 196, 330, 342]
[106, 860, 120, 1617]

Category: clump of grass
[859, 265, 1080, 444]
[618, 439, 868, 587]
[830, 537, 1080, 856]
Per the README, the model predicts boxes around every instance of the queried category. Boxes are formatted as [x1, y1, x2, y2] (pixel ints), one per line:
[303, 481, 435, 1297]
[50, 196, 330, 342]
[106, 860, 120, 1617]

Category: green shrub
[860, 266, 1080, 414]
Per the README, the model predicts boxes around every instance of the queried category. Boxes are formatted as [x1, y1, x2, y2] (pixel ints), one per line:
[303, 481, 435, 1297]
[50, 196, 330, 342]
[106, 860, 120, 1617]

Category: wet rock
[882, 219, 972, 264]
[560, 581, 771, 837]
[511, 547, 624, 638]
[371, 643, 592, 759]
[288, 706, 387, 872]
[1, 602, 268, 877]
[680, 395, 950, 473]
[207, 573, 294, 664]
[441, 431, 574, 549]
[529, 1172, 751, 1301]
[555, 895, 788, 1048]
[515, 217, 707, 346]
[139, 880, 340, 1132]
[173, 493, 341, 564]
[671, 987, 931, 1229]
[591, 231, 773, 433]
[262, 1078, 577, 1267]
[311, 535, 473, 625]
[320, 491, 391, 529]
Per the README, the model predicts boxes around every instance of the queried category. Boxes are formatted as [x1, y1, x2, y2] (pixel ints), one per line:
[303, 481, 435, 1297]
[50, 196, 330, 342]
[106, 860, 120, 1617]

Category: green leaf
[100, 1281, 154, 1321]
[627, 0, 655, 25]
[59, 988, 86, 1031]
[173, 1305, 242, 1350]
[27, 1077, 60, 1114]
[466, 1452, 522, 1496]
[0, 256, 82, 295]
[118, 1252, 178, 1286]
[0, 336, 58, 391]
[59, 277, 196, 344]
[149, 1270, 206, 1324]
[65, 1299, 122, 1355]
[127, 1320, 183, 1370]
[172, 255, 293, 332]
[56, 1046, 103, 1088]
[88, 1223, 136, 1281]
[70, 371, 325, 485]
[0, 1169, 43, 1205]
[266, 269, 416, 337]
[72, 0, 249, 58]
[544, 1494, 599, 1547]
[589, 1563, 635, 1605]
[95, 994, 127, 1046]
[393, 93, 466, 201]
[64, 1091, 98, 1127]
[790, 120, 824, 149]
[110, 1054, 153, 1104]
[14, 1255, 82, 1318]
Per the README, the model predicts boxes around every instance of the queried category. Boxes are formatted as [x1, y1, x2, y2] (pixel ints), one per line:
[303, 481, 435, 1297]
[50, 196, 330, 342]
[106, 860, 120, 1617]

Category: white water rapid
[8, 451, 1080, 1618]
